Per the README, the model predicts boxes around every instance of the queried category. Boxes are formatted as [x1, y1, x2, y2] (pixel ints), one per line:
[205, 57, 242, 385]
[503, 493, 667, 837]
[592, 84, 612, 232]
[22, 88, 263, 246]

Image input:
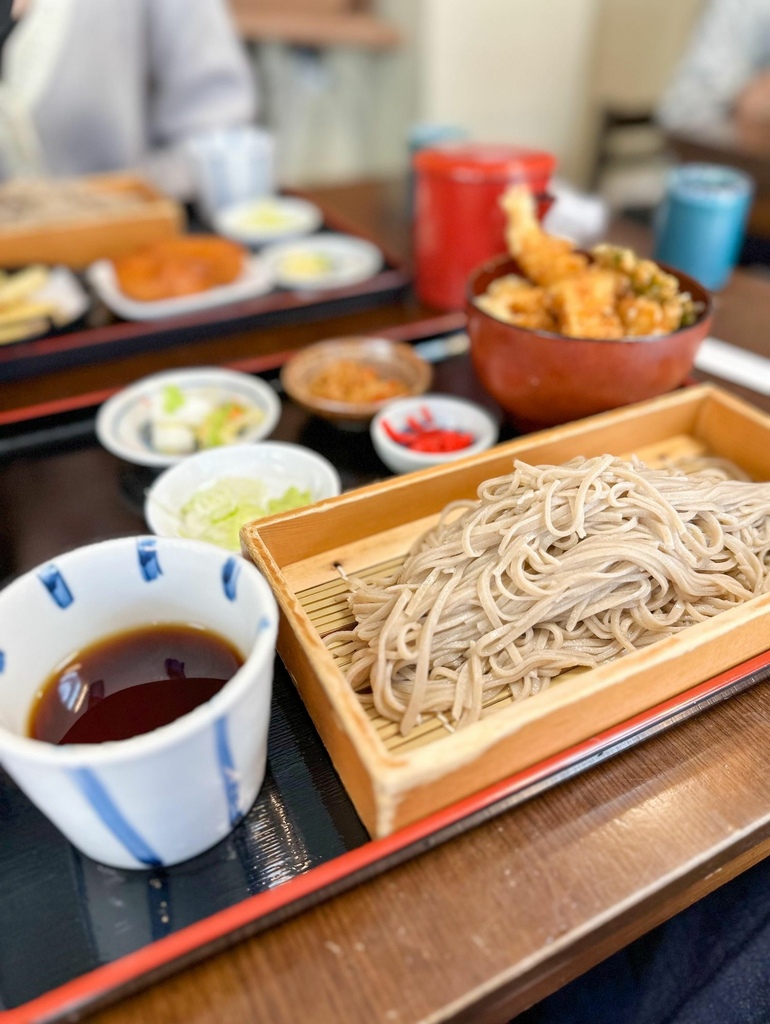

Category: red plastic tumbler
[412, 143, 556, 310]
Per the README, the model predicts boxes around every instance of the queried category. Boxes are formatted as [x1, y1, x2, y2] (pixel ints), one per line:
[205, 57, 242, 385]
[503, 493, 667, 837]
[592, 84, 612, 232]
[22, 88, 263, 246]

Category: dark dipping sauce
[29, 624, 244, 745]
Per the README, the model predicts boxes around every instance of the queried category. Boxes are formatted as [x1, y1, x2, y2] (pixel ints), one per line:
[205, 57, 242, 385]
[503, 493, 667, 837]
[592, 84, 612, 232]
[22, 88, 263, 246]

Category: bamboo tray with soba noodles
[241, 384, 770, 838]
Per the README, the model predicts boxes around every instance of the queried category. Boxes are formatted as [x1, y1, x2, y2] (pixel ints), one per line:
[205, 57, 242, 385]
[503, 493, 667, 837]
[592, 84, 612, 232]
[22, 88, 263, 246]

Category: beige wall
[592, 0, 704, 108]
[415, 0, 602, 184]
[368, 0, 422, 175]
[263, 0, 704, 189]
[258, 0, 421, 186]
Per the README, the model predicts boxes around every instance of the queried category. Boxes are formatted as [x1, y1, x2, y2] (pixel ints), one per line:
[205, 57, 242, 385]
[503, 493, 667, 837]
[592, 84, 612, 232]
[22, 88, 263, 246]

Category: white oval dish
[370, 393, 500, 475]
[95, 367, 282, 469]
[86, 254, 275, 322]
[260, 233, 384, 291]
[213, 196, 323, 246]
[144, 441, 342, 551]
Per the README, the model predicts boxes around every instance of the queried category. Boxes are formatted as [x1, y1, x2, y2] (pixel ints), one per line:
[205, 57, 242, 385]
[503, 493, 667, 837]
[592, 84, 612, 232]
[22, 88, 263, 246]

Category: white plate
[144, 441, 342, 550]
[95, 367, 282, 469]
[86, 254, 275, 322]
[35, 265, 91, 326]
[213, 196, 324, 246]
[260, 233, 384, 291]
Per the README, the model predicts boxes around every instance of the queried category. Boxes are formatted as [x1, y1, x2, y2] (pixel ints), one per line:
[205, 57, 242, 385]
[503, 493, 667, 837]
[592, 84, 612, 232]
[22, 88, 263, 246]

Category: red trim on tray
[9, 648, 770, 1024]
[0, 267, 412, 365]
[0, 388, 116, 426]
[0, 313, 467, 429]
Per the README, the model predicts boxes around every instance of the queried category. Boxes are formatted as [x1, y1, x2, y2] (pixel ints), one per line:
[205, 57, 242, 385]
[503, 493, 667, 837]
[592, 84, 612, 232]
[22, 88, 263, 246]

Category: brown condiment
[309, 359, 410, 404]
[29, 624, 243, 745]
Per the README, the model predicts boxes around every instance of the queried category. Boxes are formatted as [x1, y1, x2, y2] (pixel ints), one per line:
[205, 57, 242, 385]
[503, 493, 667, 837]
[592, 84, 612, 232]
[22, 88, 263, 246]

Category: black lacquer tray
[0, 197, 410, 384]
[2, 325, 769, 1023]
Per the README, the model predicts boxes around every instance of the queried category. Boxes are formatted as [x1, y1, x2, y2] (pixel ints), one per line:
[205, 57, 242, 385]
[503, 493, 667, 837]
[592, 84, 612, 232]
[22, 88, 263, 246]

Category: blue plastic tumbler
[653, 163, 754, 291]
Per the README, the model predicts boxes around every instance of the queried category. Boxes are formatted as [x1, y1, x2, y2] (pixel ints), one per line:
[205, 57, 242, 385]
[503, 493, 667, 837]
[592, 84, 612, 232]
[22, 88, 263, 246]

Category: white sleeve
[145, 0, 257, 145]
[657, 0, 769, 130]
[136, 0, 259, 200]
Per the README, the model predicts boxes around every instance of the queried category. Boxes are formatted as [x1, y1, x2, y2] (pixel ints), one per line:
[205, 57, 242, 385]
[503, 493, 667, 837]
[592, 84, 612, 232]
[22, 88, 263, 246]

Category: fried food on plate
[479, 186, 700, 340]
[114, 235, 247, 302]
[0, 264, 59, 345]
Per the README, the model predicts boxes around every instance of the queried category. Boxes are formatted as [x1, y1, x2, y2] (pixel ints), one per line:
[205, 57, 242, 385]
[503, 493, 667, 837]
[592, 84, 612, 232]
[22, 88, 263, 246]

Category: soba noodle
[325, 455, 770, 735]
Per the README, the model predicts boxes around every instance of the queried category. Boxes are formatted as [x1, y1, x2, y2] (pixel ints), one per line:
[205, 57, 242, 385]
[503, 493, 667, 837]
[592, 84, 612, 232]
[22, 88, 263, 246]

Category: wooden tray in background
[0, 189, 412, 383]
[242, 384, 770, 838]
[0, 173, 184, 270]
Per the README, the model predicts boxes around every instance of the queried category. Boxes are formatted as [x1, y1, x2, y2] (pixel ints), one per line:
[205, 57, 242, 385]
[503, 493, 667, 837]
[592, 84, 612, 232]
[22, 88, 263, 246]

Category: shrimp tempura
[480, 185, 698, 339]
[500, 185, 588, 286]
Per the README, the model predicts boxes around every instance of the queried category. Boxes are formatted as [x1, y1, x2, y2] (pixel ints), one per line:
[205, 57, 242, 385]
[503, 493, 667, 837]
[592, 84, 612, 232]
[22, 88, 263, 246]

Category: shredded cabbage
[177, 476, 311, 551]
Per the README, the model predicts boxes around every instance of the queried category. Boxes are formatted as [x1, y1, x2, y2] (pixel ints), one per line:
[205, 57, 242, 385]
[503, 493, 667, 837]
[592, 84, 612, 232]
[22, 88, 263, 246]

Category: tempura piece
[549, 269, 624, 339]
[618, 295, 689, 337]
[500, 185, 588, 286]
[592, 244, 680, 301]
[474, 274, 557, 332]
[477, 187, 703, 339]
[594, 243, 699, 333]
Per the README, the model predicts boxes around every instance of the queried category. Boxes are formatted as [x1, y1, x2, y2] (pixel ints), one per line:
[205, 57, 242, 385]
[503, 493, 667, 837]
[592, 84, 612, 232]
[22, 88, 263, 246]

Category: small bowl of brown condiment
[280, 336, 433, 429]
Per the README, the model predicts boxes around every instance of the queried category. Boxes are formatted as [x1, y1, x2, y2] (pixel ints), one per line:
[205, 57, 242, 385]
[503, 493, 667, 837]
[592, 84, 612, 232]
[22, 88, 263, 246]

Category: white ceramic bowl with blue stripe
[0, 536, 278, 869]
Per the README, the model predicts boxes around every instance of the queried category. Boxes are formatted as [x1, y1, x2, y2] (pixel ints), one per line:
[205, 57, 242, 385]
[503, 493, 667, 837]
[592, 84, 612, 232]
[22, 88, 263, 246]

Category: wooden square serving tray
[0, 172, 184, 269]
[241, 384, 770, 838]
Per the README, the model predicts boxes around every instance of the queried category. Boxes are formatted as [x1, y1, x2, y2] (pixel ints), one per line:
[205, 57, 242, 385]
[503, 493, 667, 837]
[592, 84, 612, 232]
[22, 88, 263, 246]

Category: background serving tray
[0, 173, 184, 271]
[0, 192, 410, 383]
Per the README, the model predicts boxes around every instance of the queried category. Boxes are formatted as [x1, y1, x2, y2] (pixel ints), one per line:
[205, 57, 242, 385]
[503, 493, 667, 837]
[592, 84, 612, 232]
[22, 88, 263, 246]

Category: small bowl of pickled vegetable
[144, 441, 341, 552]
[370, 394, 500, 475]
[96, 367, 283, 469]
[280, 335, 433, 430]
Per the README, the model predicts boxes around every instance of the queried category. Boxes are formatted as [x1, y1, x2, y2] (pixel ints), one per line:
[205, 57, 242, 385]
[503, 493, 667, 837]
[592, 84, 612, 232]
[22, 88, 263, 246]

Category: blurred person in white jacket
[658, 0, 770, 131]
[0, 0, 257, 200]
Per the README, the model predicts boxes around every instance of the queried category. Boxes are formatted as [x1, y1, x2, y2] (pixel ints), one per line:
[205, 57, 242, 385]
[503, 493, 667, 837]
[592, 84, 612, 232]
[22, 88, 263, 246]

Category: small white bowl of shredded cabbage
[144, 441, 341, 552]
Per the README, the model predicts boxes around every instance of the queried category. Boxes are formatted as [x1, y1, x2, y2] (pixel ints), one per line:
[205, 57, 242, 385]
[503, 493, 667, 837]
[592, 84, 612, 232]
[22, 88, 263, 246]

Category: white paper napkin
[694, 337, 770, 396]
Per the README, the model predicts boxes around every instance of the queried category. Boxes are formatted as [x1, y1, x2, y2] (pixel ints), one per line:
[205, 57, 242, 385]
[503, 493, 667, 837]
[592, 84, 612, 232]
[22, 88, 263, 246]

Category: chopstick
[695, 337, 770, 396]
[413, 331, 470, 363]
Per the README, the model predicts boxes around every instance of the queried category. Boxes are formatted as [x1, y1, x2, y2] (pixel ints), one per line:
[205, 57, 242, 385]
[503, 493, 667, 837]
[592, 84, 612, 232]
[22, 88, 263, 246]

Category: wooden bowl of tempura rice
[466, 252, 713, 431]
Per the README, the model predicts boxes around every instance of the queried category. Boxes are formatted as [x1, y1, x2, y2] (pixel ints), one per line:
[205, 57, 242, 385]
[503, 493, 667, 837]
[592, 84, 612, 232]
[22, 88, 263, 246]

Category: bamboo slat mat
[296, 435, 734, 756]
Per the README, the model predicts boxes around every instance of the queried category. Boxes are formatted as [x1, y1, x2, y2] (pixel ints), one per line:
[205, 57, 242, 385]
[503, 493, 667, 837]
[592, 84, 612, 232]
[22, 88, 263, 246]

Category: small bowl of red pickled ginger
[370, 394, 499, 475]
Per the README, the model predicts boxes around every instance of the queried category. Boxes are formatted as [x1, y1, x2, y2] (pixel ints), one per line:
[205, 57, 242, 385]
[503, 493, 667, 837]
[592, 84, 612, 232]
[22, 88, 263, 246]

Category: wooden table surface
[7, 179, 770, 1024]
